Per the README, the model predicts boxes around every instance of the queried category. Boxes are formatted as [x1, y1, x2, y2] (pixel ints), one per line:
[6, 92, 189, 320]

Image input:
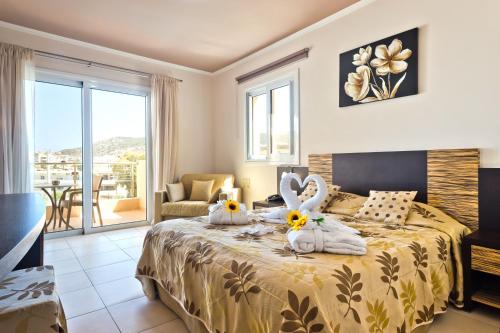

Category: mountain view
[57, 137, 145, 157]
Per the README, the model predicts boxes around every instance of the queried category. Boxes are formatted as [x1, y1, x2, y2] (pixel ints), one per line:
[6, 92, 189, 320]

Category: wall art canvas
[339, 28, 418, 107]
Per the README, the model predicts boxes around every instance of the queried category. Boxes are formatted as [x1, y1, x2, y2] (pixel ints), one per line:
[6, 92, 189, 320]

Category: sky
[34, 81, 146, 152]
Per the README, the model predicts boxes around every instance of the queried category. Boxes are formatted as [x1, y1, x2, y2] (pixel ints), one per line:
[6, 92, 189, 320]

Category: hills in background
[56, 137, 145, 157]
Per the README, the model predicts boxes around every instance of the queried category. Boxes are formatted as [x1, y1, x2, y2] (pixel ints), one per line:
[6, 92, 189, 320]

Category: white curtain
[0, 43, 34, 194]
[151, 74, 179, 191]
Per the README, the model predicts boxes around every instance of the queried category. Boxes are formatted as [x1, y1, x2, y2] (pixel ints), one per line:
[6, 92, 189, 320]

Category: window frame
[245, 71, 299, 165]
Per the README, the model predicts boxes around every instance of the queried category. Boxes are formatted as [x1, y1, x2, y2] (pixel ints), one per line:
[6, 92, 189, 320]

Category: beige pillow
[165, 183, 185, 202]
[298, 183, 341, 212]
[325, 192, 368, 216]
[190, 180, 214, 202]
[354, 190, 417, 224]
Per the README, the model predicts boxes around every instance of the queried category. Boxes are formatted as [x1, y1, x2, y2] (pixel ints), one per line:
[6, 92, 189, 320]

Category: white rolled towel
[287, 228, 367, 255]
[209, 202, 248, 225]
[300, 217, 360, 235]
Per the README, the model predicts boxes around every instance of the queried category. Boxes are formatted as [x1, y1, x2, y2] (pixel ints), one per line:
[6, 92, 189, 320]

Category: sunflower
[225, 200, 240, 213]
[287, 210, 301, 226]
[292, 215, 309, 231]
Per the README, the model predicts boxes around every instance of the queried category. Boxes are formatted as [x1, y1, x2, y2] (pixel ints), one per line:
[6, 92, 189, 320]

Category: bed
[136, 149, 479, 333]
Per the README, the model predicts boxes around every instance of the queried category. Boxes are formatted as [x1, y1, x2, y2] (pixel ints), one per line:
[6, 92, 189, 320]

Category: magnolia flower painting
[339, 28, 418, 107]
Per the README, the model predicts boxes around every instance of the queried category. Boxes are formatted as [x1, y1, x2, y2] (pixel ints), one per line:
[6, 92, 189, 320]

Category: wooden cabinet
[463, 230, 500, 310]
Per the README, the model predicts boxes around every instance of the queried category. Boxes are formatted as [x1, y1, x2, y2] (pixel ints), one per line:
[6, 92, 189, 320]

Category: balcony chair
[58, 175, 104, 229]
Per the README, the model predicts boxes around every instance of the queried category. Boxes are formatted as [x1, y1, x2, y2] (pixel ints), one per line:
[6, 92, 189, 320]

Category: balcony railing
[33, 161, 145, 200]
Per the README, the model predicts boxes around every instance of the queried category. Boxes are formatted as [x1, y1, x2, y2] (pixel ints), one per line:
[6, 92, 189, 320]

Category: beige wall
[0, 22, 215, 180]
[212, 0, 500, 206]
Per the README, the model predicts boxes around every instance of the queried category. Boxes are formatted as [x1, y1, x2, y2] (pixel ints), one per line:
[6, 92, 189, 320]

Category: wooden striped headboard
[308, 149, 480, 231]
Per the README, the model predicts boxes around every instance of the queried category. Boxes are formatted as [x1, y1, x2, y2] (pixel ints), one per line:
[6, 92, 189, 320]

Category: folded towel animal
[208, 201, 248, 225]
[287, 228, 367, 255]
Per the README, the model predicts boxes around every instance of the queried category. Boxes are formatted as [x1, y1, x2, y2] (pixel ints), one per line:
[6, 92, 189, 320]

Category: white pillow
[165, 183, 185, 202]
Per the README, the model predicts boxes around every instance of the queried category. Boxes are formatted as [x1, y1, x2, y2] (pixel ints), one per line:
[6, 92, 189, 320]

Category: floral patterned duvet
[136, 204, 469, 333]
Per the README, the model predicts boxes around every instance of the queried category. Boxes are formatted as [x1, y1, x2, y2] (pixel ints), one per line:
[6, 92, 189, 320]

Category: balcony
[34, 161, 147, 233]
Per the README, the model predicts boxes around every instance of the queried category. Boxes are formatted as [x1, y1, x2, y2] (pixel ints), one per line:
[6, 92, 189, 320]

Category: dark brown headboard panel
[308, 149, 479, 231]
[332, 151, 427, 203]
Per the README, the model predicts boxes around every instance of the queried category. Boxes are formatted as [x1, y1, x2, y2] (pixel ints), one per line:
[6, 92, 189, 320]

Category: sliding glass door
[34, 79, 84, 233]
[34, 71, 150, 235]
[90, 88, 147, 228]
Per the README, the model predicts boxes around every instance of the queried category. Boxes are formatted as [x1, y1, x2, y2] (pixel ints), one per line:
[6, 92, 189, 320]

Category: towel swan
[261, 172, 328, 221]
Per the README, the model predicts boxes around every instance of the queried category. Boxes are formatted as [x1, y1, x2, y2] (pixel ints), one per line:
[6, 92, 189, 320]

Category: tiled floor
[45, 227, 500, 333]
[44, 208, 147, 233]
[45, 226, 189, 333]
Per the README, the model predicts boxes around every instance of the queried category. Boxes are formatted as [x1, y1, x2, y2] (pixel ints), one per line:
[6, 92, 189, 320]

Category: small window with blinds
[245, 71, 299, 164]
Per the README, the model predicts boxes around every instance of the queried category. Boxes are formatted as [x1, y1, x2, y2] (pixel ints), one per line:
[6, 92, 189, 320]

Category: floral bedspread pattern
[136, 205, 469, 333]
[0, 265, 67, 333]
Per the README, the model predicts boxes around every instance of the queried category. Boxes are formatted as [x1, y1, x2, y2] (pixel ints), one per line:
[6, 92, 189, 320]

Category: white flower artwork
[339, 28, 418, 107]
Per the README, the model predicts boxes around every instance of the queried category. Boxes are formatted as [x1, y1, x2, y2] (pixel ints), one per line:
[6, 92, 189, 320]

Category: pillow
[190, 180, 214, 201]
[324, 192, 368, 216]
[165, 183, 185, 202]
[298, 183, 341, 212]
[354, 190, 417, 224]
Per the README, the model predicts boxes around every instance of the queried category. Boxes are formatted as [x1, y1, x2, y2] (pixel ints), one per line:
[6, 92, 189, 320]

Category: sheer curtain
[0, 43, 34, 194]
[151, 74, 179, 191]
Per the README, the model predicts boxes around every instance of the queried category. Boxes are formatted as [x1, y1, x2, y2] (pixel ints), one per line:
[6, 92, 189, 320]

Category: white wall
[0, 22, 215, 179]
[212, 0, 500, 206]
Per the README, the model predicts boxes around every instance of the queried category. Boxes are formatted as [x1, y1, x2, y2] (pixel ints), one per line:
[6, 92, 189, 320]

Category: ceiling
[0, 0, 357, 72]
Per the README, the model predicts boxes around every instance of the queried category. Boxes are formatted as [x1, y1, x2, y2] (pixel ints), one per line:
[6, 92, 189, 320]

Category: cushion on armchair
[165, 183, 185, 202]
[189, 180, 214, 201]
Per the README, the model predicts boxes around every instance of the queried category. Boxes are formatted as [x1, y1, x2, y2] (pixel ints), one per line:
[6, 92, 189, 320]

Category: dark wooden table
[462, 229, 500, 311]
[252, 199, 285, 210]
[0, 193, 45, 280]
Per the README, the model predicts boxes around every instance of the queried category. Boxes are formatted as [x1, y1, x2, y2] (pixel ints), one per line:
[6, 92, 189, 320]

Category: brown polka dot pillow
[354, 190, 417, 224]
[298, 183, 341, 212]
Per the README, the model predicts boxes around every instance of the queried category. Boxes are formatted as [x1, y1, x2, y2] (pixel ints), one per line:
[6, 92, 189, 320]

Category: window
[246, 73, 298, 163]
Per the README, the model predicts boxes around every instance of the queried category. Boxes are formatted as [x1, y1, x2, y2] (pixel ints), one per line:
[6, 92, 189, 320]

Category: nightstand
[252, 200, 284, 210]
[462, 229, 500, 311]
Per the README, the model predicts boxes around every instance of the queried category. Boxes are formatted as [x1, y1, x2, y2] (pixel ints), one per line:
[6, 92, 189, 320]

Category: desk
[0, 193, 45, 280]
[35, 184, 72, 231]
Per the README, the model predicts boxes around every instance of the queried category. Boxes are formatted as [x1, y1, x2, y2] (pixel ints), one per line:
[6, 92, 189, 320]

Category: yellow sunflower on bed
[225, 200, 240, 213]
[287, 210, 301, 226]
[292, 215, 308, 231]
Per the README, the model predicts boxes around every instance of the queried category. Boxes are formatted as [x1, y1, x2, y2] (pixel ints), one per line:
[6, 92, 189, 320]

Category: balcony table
[34, 184, 72, 231]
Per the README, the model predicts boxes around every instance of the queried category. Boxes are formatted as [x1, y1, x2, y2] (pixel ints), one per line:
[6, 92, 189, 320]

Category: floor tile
[68, 235, 115, 250]
[44, 248, 76, 264]
[123, 246, 143, 259]
[450, 305, 500, 328]
[67, 309, 120, 333]
[104, 229, 142, 241]
[71, 241, 120, 258]
[55, 270, 92, 294]
[59, 286, 105, 318]
[430, 309, 499, 333]
[85, 260, 137, 285]
[141, 318, 189, 333]
[78, 249, 130, 269]
[94, 277, 144, 306]
[113, 236, 144, 249]
[108, 296, 177, 333]
[45, 238, 69, 251]
[50, 257, 83, 276]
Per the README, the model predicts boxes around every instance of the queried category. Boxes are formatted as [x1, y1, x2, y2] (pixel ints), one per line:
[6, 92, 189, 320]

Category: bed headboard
[308, 149, 480, 231]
